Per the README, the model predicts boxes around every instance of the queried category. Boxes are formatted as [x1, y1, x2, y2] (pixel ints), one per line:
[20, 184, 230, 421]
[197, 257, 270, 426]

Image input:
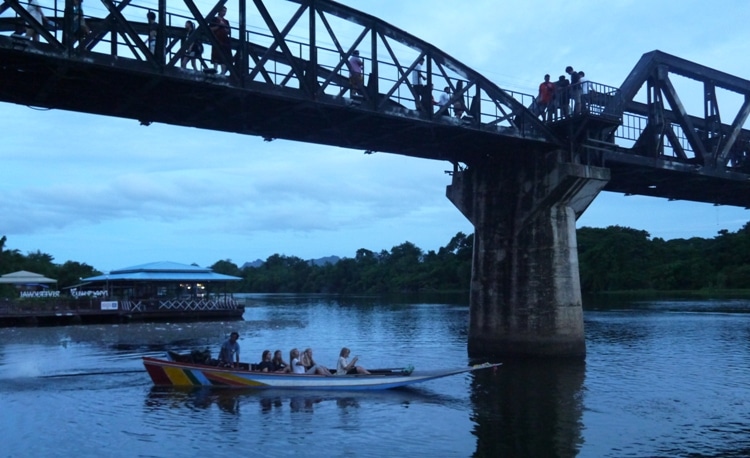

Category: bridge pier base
[447, 155, 609, 359]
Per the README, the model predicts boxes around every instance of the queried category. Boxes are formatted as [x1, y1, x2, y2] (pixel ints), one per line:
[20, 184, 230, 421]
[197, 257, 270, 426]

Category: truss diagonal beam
[4, 0, 62, 49]
[248, 0, 308, 92]
[96, 0, 156, 65]
[314, 10, 370, 100]
[86, 0, 135, 54]
[717, 96, 750, 166]
[658, 67, 707, 163]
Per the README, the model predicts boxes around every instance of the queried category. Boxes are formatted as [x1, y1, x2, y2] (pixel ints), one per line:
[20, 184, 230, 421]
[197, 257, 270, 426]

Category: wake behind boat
[142, 353, 501, 391]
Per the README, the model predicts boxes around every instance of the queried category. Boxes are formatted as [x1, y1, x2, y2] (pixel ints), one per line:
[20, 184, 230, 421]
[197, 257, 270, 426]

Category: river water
[1, 294, 749, 457]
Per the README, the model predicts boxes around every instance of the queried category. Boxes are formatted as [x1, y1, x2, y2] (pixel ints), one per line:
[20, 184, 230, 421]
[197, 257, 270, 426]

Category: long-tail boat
[143, 352, 500, 391]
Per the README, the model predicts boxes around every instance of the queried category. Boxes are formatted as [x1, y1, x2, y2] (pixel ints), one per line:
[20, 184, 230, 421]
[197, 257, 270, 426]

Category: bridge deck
[2, 0, 750, 207]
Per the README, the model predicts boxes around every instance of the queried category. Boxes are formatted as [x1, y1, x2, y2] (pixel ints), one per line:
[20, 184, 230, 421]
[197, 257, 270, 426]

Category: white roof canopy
[0, 270, 57, 284]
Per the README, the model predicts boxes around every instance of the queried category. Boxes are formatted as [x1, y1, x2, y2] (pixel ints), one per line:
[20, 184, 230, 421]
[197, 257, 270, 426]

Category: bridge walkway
[2, 0, 750, 206]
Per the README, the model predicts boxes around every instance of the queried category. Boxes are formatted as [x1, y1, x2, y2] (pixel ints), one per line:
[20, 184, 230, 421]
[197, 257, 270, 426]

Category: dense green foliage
[577, 224, 750, 291]
[3, 223, 750, 295]
[0, 236, 100, 297]
[213, 233, 474, 294]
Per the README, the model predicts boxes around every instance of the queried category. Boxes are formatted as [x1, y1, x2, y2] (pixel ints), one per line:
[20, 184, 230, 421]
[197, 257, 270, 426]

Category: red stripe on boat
[144, 362, 172, 385]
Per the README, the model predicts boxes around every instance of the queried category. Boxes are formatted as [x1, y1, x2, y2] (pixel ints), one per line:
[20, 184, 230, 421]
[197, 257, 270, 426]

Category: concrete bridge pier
[447, 153, 610, 359]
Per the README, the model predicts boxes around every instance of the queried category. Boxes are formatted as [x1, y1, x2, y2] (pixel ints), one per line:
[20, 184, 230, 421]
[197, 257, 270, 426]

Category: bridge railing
[615, 112, 750, 171]
[578, 81, 620, 117]
[0, 0, 556, 144]
[616, 112, 691, 156]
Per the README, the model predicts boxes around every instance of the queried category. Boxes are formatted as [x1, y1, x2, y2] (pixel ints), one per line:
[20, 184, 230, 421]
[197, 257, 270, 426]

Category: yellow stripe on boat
[163, 366, 196, 386]
[206, 371, 268, 387]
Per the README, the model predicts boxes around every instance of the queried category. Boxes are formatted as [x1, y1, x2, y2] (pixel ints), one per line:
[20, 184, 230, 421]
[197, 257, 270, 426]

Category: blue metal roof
[81, 261, 241, 282]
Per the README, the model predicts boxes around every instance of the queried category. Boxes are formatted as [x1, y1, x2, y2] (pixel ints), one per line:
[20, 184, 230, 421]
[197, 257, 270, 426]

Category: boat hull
[143, 357, 500, 391]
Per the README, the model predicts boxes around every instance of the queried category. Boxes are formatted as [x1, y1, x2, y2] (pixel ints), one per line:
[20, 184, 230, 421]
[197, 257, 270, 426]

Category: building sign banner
[100, 301, 118, 310]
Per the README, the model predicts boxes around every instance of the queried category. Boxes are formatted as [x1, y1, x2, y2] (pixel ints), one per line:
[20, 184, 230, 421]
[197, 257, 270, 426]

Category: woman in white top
[336, 347, 370, 375]
[290, 348, 305, 374]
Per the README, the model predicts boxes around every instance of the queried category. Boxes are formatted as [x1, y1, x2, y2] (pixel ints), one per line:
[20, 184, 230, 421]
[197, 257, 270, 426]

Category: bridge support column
[447, 154, 609, 359]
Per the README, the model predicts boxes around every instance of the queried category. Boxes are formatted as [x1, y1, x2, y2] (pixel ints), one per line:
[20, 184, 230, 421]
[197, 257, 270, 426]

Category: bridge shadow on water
[470, 360, 585, 457]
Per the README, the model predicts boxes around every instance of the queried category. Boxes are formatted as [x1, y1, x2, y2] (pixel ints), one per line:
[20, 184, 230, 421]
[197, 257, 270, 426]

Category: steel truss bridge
[2, 0, 750, 207]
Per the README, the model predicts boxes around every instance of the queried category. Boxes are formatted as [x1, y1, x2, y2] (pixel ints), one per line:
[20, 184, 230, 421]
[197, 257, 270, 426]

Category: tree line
[2, 224, 750, 296]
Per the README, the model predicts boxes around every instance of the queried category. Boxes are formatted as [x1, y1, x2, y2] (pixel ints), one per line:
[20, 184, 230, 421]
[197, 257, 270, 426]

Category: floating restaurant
[0, 262, 244, 326]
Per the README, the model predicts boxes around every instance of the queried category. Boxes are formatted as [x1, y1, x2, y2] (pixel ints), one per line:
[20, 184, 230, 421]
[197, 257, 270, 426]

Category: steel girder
[612, 50, 750, 171]
[0, 0, 560, 163]
[593, 50, 750, 207]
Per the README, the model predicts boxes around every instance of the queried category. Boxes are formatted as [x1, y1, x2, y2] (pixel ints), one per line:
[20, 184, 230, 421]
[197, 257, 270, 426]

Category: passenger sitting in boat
[256, 349, 274, 372]
[336, 347, 371, 375]
[290, 348, 331, 375]
[217, 331, 240, 367]
[290, 348, 304, 374]
[272, 349, 289, 372]
[303, 348, 332, 375]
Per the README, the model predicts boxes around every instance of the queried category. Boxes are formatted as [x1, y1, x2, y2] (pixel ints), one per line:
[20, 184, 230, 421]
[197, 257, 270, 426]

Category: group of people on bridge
[217, 331, 371, 375]
[346, 49, 597, 124]
[10, 1, 598, 125]
[348, 51, 473, 121]
[535, 66, 593, 121]
[9, 0, 234, 75]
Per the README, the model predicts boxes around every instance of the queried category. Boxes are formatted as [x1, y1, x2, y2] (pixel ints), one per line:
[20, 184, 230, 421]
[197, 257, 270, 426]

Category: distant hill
[241, 259, 265, 269]
[309, 256, 340, 266]
[241, 256, 340, 269]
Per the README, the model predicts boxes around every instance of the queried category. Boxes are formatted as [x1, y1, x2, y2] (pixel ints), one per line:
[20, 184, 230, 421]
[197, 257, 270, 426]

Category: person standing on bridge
[437, 86, 451, 117]
[348, 50, 364, 96]
[412, 57, 426, 110]
[453, 80, 467, 119]
[210, 6, 231, 75]
[537, 74, 556, 122]
[180, 20, 202, 71]
[26, 0, 47, 42]
[566, 66, 581, 115]
[146, 11, 157, 55]
[577, 71, 590, 114]
[555, 75, 570, 119]
[68, 0, 89, 48]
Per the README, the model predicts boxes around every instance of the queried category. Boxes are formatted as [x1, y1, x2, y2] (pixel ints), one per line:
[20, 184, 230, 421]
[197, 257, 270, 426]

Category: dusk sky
[2, 0, 750, 272]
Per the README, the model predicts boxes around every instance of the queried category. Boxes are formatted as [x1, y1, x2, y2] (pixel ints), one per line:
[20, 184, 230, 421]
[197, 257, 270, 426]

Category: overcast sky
[2, 0, 750, 272]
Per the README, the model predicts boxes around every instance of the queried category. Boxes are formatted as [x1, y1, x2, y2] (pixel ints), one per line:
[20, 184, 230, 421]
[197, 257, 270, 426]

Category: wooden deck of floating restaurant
[0, 296, 245, 326]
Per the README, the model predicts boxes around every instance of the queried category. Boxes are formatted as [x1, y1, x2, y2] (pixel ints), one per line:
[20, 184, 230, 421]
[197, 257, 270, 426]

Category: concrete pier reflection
[470, 360, 585, 456]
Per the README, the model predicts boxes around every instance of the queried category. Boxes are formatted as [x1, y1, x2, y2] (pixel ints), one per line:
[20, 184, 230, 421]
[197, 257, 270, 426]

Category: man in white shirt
[577, 71, 590, 114]
[437, 86, 451, 116]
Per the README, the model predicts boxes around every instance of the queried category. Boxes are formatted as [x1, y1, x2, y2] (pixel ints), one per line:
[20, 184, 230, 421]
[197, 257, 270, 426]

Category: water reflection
[146, 387, 243, 415]
[470, 360, 585, 457]
[144, 386, 460, 418]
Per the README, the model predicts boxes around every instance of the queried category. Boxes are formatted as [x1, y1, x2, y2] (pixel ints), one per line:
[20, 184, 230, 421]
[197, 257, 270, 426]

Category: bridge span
[2, 0, 750, 359]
